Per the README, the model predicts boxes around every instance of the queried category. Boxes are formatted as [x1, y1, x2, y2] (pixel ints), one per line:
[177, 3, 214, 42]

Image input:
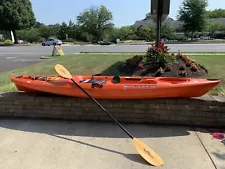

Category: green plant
[174, 34, 188, 41]
[99, 41, 112, 45]
[4, 39, 13, 45]
[143, 41, 176, 67]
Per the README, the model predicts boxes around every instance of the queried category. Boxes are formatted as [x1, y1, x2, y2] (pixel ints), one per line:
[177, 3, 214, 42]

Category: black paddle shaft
[70, 78, 134, 139]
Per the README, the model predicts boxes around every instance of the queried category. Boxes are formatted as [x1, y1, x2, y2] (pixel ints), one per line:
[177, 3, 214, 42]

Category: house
[134, 16, 183, 30]
[134, 15, 225, 31]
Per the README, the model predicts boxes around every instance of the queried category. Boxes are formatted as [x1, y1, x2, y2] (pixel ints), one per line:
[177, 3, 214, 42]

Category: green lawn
[188, 55, 225, 96]
[0, 53, 224, 96]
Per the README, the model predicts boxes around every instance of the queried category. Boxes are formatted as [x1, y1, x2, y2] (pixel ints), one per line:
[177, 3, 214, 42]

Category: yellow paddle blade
[133, 138, 164, 167]
[55, 64, 72, 79]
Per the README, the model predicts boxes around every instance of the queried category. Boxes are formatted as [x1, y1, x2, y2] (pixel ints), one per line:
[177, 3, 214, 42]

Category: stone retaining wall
[0, 92, 225, 128]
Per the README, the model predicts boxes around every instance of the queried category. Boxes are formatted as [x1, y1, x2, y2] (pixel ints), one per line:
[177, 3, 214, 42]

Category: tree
[17, 28, 40, 43]
[177, 0, 208, 39]
[77, 5, 114, 40]
[67, 20, 77, 40]
[108, 27, 121, 40]
[38, 25, 51, 40]
[117, 26, 135, 40]
[57, 22, 69, 40]
[74, 25, 93, 41]
[207, 9, 225, 18]
[33, 22, 45, 29]
[207, 22, 222, 37]
[0, 0, 36, 43]
[161, 24, 176, 40]
[48, 24, 61, 38]
[136, 26, 155, 40]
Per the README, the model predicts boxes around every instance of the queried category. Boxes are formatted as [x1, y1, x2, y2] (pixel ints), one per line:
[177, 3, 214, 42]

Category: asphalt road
[0, 43, 225, 72]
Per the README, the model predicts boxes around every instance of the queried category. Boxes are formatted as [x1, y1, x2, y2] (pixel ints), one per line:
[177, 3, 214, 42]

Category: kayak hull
[10, 75, 220, 99]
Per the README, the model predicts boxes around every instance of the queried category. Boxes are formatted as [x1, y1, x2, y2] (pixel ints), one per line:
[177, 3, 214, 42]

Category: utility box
[151, 0, 170, 21]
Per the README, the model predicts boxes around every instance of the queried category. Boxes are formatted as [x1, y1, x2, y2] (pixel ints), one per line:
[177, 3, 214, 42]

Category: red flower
[138, 63, 144, 68]
[160, 41, 165, 46]
[190, 64, 198, 71]
[186, 61, 192, 67]
[166, 65, 172, 71]
[179, 64, 185, 70]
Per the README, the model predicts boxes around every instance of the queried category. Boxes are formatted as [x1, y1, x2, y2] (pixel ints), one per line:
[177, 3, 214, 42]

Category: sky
[30, 0, 225, 27]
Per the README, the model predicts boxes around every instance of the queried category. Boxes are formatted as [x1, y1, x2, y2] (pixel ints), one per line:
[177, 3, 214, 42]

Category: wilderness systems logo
[124, 85, 156, 89]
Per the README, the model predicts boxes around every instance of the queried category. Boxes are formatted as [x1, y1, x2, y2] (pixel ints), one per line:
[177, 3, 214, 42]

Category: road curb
[40, 56, 53, 59]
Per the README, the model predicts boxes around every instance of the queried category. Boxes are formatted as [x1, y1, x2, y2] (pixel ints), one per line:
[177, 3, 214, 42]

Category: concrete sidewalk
[0, 119, 224, 169]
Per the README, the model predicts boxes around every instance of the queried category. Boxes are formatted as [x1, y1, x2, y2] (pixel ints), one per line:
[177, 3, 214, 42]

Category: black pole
[156, 0, 163, 47]
[70, 78, 134, 139]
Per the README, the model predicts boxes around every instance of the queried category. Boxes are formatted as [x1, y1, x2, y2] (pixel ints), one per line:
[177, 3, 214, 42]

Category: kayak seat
[80, 77, 107, 88]
[80, 79, 107, 84]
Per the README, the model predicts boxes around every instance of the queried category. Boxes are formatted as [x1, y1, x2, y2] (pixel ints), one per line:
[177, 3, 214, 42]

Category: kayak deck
[11, 75, 220, 99]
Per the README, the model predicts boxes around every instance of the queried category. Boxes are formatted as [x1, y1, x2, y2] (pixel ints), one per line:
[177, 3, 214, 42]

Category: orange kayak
[10, 75, 220, 99]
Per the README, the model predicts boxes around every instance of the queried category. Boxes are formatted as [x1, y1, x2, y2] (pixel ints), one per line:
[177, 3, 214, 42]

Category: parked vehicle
[41, 38, 62, 46]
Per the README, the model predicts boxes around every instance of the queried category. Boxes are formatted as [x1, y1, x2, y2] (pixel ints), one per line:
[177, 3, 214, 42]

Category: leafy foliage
[57, 22, 69, 40]
[207, 22, 223, 36]
[0, 0, 36, 30]
[4, 39, 13, 45]
[177, 0, 208, 38]
[118, 26, 136, 40]
[2, 2, 225, 43]
[17, 28, 40, 43]
[136, 26, 155, 40]
[38, 25, 51, 40]
[77, 5, 114, 40]
[160, 24, 176, 40]
[0, 0, 36, 43]
[48, 24, 61, 38]
[144, 41, 176, 67]
[207, 8, 225, 18]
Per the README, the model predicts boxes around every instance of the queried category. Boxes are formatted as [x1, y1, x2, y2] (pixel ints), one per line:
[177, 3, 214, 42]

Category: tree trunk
[12, 30, 18, 44]
[191, 31, 194, 40]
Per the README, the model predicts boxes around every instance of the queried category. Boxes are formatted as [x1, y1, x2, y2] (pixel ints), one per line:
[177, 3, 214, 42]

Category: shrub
[126, 34, 139, 40]
[4, 39, 13, 45]
[99, 41, 112, 45]
[144, 41, 176, 67]
[174, 34, 188, 41]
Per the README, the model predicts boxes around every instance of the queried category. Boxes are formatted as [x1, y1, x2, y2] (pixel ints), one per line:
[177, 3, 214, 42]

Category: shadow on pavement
[212, 152, 225, 160]
[1, 118, 223, 166]
[51, 134, 150, 166]
[0, 118, 191, 138]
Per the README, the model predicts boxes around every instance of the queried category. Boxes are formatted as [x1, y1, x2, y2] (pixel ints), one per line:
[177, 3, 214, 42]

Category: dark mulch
[117, 54, 208, 78]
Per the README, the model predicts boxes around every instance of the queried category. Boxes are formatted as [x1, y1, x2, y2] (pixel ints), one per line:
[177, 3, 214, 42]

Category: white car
[41, 38, 62, 46]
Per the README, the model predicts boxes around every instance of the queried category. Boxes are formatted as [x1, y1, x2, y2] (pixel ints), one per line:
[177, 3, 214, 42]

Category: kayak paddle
[54, 64, 164, 167]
